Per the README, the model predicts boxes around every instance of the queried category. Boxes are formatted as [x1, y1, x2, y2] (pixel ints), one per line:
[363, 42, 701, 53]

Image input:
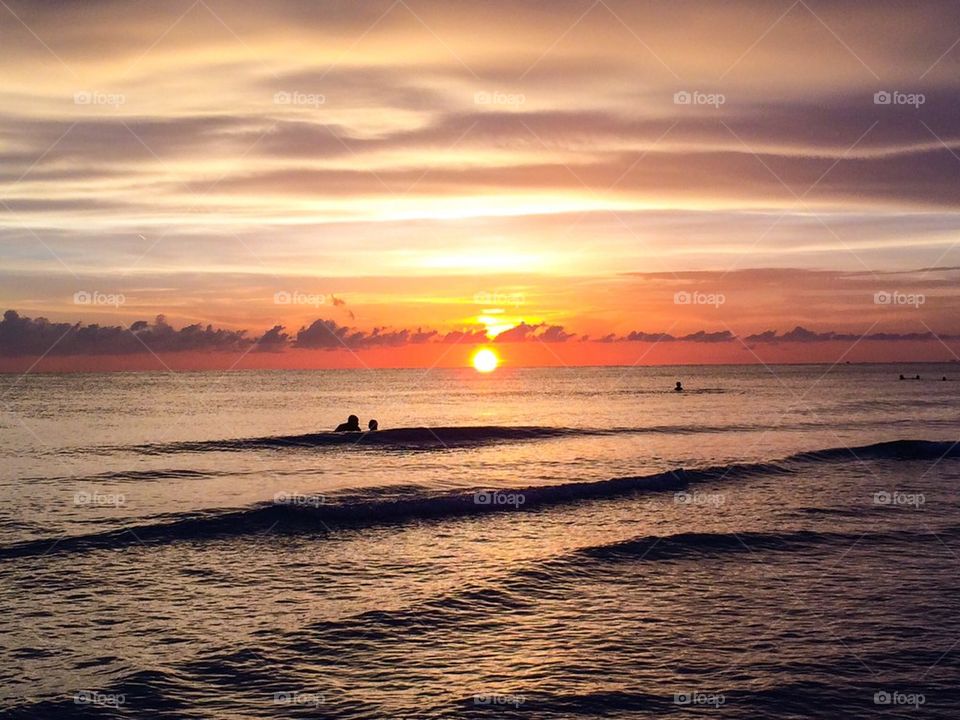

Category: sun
[472, 348, 499, 373]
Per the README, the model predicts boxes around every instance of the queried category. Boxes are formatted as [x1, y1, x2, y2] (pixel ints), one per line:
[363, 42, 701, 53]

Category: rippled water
[1, 364, 959, 718]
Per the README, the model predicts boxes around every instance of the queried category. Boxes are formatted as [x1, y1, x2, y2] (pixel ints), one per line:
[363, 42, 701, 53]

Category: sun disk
[472, 348, 499, 373]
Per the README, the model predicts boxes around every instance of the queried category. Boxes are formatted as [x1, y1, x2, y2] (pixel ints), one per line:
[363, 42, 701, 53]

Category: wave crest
[3, 438, 957, 560]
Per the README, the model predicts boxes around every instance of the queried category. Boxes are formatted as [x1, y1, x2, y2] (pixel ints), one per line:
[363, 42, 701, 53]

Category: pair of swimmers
[334, 415, 378, 432]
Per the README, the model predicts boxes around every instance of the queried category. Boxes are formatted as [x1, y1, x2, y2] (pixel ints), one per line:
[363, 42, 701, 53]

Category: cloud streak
[4, 0, 960, 368]
[4, 310, 959, 358]
[0, 310, 255, 357]
[745, 326, 960, 344]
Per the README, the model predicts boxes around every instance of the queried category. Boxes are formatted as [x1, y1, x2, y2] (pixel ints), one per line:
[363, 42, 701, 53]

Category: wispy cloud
[4, 0, 960, 368]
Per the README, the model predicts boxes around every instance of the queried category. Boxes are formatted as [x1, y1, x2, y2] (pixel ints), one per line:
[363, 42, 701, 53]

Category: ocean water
[1, 363, 959, 719]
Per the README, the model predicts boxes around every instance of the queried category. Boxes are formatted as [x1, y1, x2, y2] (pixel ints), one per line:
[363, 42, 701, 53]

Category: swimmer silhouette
[915, 375, 921, 380]
[675, 381, 683, 392]
[899, 374, 906, 380]
[335, 414, 361, 432]
[368, 419, 379, 431]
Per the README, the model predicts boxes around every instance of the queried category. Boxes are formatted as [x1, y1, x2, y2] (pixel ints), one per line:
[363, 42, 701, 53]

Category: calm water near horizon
[2, 363, 959, 718]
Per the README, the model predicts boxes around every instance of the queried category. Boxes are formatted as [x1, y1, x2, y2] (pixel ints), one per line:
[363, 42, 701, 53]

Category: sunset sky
[2, 0, 960, 369]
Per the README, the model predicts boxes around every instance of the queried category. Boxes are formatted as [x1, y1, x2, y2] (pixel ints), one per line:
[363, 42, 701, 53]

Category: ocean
[2, 363, 959, 719]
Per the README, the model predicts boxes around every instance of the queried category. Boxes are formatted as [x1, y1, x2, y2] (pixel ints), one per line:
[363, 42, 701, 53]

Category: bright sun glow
[472, 348, 499, 373]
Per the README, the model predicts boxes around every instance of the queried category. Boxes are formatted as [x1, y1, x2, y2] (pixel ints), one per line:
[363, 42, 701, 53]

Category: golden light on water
[472, 348, 499, 373]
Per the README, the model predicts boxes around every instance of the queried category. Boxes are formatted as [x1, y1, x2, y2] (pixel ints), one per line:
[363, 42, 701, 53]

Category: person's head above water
[368, 419, 378, 431]
[675, 381, 683, 391]
[334, 414, 362, 432]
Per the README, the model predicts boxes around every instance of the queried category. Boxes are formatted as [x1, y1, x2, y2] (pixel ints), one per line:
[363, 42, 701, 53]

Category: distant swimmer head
[675, 381, 683, 392]
[368, 419, 379, 431]
[348, 414, 359, 425]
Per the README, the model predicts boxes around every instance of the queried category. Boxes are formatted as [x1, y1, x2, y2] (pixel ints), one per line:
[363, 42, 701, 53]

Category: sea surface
[1, 363, 959, 719]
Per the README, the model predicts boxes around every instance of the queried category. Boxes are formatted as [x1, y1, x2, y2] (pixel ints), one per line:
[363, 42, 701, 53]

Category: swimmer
[334, 414, 361, 432]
